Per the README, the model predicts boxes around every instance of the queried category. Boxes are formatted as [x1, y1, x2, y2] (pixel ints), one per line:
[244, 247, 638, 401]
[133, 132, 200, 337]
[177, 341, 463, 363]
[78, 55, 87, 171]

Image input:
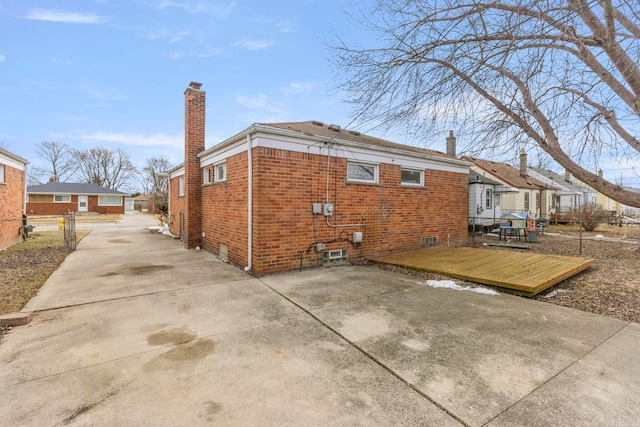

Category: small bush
[579, 203, 608, 231]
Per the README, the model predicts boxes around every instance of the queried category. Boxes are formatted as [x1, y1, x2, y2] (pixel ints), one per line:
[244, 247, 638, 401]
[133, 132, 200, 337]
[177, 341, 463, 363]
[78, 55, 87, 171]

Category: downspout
[23, 163, 28, 214]
[244, 134, 253, 272]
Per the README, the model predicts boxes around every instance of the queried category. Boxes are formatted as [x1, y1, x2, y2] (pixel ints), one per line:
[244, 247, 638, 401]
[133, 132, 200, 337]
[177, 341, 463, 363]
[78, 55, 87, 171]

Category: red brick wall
[26, 195, 124, 215]
[0, 165, 25, 249]
[200, 153, 249, 266]
[168, 175, 186, 238]
[201, 146, 468, 276]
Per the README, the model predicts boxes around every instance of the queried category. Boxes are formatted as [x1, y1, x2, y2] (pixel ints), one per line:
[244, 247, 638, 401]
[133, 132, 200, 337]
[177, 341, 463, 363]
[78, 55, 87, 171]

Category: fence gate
[63, 211, 77, 250]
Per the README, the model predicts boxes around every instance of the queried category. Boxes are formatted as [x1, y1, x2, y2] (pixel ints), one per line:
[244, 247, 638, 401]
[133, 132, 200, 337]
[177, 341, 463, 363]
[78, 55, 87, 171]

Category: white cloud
[145, 29, 190, 43]
[80, 85, 127, 101]
[154, 1, 235, 16]
[79, 132, 183, 148]
[236, 93, 287, 114]
[236, 93, 268, 109]
[233, 39, 276, 51]
[26, 9, 109, 24]
[276, 22, 295, 33]
[168, 50, 184, 60]
[197, 47, 225, 58]
[283, 81, 313, 95]
[0, 54, 5, 63]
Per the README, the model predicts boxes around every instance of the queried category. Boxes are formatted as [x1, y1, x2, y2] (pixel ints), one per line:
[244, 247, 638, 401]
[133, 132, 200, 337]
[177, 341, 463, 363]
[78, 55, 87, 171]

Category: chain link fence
[22, 213, 77, 250]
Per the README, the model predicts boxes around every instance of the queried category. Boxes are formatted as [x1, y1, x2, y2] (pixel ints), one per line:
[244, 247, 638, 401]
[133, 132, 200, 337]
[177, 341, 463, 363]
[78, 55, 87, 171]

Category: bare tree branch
[330, 0, 640, 207]
[73, 147, 137, 191]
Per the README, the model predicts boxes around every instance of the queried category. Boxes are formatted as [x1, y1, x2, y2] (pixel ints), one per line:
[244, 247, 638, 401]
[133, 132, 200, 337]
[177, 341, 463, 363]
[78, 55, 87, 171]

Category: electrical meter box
[324, 203, 333, 216]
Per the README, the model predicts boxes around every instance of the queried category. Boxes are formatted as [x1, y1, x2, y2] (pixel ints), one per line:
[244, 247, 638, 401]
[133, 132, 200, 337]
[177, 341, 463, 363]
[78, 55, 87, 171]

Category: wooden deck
[371, 247, 594, 297]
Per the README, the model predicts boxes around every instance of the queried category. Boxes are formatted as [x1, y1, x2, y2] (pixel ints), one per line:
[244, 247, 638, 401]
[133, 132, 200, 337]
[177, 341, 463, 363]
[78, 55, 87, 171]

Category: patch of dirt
[0, 247, 73, 341]
[375, 224, 640, 324]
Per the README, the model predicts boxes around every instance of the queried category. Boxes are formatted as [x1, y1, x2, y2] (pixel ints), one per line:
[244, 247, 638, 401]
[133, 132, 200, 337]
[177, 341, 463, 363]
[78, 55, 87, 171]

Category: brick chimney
[183, 81, 205, 249]
[446, 130, 456, 157]
[519, 150, 527, 177]
[598, 169, 603, 178]
[564, 169, 572, 182]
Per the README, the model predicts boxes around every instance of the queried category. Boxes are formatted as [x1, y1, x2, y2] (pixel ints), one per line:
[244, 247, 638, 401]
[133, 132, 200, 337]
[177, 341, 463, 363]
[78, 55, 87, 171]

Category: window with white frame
[179, 176, 185, 196]
[203, 167, 211, 184]
[0, 164, 4, 183]
[400, 168, 423, 186]
[347, 162, 378, 183]
[524, 192, 530, 211]
[485, 189, 493, 209]
[98, 195, 122, 206]
[54, 194, 71, 202]
[215, 162, 227, 182]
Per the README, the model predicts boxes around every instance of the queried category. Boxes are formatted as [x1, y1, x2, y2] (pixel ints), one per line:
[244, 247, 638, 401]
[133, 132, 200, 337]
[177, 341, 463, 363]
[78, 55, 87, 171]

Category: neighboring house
[0, 147, 29, 249]
[528, 168, 598, 219]
[462, 152, 555, 222]
[467, 165, 519, 228]
[26, 182, 127, 215]
[167, 82, 470, 276]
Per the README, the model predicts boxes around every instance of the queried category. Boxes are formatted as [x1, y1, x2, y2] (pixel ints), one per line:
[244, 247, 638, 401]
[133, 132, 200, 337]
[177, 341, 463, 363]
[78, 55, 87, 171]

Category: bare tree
[32, 141, 76, 183]
[141, 156, 171, 213]
[74, 147, 137, 191]
[331, 0, 640, 207]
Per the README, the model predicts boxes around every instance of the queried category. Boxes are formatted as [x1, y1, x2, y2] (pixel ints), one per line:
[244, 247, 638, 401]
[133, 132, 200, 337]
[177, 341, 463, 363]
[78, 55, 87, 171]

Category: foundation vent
[421, 237, 437, 248]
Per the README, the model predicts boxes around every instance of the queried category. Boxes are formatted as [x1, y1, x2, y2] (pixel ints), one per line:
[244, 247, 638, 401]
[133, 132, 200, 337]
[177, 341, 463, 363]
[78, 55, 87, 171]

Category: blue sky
[1, 1, 638, 189]
[0, 0, 381, 175]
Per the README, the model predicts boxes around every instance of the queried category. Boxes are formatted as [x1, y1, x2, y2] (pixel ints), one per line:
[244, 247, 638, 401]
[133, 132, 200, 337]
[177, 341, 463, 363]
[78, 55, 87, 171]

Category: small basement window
[401, 168, 423, 186]
[347, 162, 378, 183]
[54, 195, 71, 202]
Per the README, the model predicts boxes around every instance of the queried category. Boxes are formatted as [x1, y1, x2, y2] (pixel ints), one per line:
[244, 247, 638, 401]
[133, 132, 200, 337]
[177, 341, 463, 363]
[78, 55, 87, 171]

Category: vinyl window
[54, 195, 71, 203]
[401, 168, 423, 186]
[203, 167, 212, 184]
[0, 164, 4, 183]
[178, 176, 185, 196]
[98, 196, 122, 206]
[215, 163, 227, 182]
[347, 162, 378, 183]
[485, 189, 493, 209]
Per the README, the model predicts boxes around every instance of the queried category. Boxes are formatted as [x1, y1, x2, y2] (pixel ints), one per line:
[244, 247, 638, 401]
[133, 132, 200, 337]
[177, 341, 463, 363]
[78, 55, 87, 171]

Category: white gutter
[244, 134, 253, 272]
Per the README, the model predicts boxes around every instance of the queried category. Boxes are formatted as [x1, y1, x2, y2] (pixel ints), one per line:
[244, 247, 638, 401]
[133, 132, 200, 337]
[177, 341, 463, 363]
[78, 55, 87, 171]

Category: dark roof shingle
[27, 182, 128, 195]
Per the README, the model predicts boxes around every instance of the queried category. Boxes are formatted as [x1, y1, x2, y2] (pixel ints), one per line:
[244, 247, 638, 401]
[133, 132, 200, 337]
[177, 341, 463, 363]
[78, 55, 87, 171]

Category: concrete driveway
[1, 212, 638, 426]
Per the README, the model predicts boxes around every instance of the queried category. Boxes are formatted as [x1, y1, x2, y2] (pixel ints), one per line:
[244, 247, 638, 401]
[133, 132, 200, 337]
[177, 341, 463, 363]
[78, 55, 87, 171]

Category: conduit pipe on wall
[244, 134, 253, 272]
[324, 138, 366, 229]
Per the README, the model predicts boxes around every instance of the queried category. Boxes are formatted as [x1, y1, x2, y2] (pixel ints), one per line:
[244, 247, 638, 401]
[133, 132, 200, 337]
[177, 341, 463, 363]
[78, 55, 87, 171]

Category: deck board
[371, 247, 594, 296]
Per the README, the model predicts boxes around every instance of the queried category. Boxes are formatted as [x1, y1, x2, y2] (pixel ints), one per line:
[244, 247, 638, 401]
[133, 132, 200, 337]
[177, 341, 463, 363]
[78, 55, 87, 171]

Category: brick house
[0, 148, 29, 249]
[27, 182, 127, 215]
[167, 82, 470, 276]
